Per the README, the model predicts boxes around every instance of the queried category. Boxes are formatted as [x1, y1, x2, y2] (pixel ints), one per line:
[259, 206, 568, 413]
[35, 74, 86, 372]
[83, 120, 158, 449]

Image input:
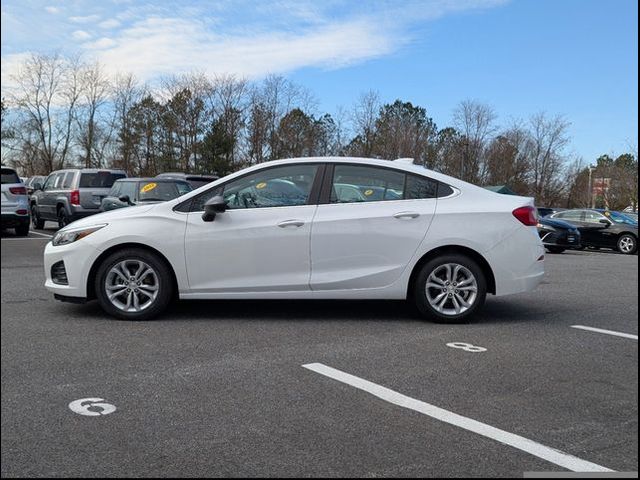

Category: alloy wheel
[105, 260, 160, 313]
[425, 263, 478, 316]
[619, 236, 636, 254]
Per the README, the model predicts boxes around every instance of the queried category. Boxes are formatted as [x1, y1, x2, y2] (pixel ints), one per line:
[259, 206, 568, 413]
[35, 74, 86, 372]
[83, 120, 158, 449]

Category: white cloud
[98, 19, 121, 29]
[72, 30, 91, 41]
[45, 6, 59, 14]
[69, 14, 100, 24]
[84, 37, 118, 50]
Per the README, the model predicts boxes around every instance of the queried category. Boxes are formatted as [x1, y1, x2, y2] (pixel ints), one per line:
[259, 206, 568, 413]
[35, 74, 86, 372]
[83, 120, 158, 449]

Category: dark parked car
[537, 217, 581, 254]
[101, 177, 192, 211]
[31, 168, 127, 229]
[550, 209, 638, 255]
[156, 172, 218, 189]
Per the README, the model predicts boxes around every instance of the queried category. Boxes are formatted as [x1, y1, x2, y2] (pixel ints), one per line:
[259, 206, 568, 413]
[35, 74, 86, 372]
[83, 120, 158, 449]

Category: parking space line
[302, 362, 614, 473]
[29, 231, 53, 238]
[571, 325, 638, 341]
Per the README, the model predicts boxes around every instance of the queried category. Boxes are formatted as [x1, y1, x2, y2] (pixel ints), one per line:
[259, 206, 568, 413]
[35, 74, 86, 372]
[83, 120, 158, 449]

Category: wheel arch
[407, 245, 496, 299]
[86, 242, 179, 301]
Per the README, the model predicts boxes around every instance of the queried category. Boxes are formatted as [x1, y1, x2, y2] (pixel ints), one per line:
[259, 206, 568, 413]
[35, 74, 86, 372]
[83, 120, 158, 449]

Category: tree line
[1, 53, 637, 210]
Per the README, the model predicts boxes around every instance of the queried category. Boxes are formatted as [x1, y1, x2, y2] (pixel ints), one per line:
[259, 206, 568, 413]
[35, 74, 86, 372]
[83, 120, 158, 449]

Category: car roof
[115, 177, 189, 183]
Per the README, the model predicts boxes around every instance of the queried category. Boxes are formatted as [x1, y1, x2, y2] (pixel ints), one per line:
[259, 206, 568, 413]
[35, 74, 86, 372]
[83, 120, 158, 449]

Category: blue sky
[1, 0, 637, 161]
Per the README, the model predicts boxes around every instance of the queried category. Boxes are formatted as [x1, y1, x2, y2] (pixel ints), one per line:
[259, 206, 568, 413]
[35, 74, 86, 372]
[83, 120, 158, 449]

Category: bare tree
[7, 53, 81, 173]
[527, 112, 571, 205]
[452, 100, 497, 183]
[349, 90, 381, 157]
[76, 61, 112, 168]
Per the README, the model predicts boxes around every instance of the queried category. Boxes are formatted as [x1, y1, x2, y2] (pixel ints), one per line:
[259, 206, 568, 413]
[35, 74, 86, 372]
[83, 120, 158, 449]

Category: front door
[184, 163, 322, 293]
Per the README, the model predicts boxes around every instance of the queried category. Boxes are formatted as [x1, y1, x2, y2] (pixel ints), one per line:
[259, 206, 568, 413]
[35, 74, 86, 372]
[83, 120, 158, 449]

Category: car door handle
[277, 220, 305, 228]
[393, 212, 420, 219]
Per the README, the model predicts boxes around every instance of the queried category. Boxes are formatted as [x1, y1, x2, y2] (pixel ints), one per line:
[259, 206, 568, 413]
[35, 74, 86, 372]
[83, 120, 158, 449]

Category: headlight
[537, 223, 555, 231]
[52, 224, 107, 246]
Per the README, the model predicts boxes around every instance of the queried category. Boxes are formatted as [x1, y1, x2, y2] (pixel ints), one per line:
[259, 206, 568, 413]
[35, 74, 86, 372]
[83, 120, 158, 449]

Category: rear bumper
[1, 212, 30, 228]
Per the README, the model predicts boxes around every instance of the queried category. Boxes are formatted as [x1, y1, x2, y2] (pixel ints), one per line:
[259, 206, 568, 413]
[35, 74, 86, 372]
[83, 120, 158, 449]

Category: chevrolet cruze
[44, 157, 545, 322]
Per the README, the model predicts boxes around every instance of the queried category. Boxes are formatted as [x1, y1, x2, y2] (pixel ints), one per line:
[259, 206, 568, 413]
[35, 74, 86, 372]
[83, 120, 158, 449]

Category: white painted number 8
[69, 398, 117, 416]
[446, 342, 487, 353]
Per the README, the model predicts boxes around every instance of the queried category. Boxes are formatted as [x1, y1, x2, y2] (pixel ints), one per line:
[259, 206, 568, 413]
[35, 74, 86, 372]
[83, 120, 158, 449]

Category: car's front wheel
[617, 234, 638, 255]
[413, 254, 487, 323]
[95, 248, 174, 320]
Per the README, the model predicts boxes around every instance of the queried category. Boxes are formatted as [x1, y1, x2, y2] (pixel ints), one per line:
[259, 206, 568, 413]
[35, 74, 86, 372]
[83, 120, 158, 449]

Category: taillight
[513, 206, 538, 226]
[9, 186, 27, 195]
[70, 190, 80, 206]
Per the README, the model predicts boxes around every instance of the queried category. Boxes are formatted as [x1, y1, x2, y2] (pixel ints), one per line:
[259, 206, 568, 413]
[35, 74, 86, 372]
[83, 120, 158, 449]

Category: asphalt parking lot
[1, 226, 638, 477]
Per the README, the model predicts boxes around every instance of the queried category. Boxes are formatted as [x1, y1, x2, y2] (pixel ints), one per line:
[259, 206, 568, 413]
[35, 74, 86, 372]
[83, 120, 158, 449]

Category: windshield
[138, 181, 192, 202]
[607, 211, 638, 225]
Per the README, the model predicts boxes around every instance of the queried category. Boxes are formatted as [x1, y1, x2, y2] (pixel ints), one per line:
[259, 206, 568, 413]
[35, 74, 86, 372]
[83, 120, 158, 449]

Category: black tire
[15, 222, 30, 237]
[57, 207, 70, 229]
[575, 245, 586, 251]
[31, 205, 45, 229]
[95, 248, 174, 320]
[413, 254, 487, 324]
[617, 234, 638, 255]
[546, 246, 566, 254]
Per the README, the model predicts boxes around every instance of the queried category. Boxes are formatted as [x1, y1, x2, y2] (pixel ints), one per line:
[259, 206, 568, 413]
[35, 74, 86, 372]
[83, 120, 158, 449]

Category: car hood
[58, 204, 158, 232]
[539, 217, 578, 230]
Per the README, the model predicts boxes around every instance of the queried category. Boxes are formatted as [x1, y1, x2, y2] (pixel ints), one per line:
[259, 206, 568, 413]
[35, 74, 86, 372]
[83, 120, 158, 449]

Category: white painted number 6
[69, 398, 117, 416]
[446, 342, 487, 353]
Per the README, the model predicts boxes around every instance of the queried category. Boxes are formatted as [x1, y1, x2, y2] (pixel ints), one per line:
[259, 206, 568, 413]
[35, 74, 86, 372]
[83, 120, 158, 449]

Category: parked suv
[31, 169, 126, 229]
[1, 167, 30, 236]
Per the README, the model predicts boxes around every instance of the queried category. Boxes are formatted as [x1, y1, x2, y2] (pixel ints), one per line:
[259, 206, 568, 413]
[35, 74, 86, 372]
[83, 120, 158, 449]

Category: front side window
[584, 211, 608, 224]
[186, 164, 319, 212]
[223, 164, 319, 210]
[330, 165, 404, 204]
[556, 210, 583, 221]
[119, 182, 137, 200]
[44, 173, 61, 190]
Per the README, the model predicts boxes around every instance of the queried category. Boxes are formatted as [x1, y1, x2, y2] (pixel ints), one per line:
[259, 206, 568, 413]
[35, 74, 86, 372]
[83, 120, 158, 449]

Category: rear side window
[1, 168, 20, 184]
[80, 172, 126, 188]
[331, 165, 404, 203]
[62, 172, 75, 189]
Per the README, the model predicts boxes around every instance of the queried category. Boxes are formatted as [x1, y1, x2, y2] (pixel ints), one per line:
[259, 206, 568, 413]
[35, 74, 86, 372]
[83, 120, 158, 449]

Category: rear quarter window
[80, 172, 126, 188]
[1, 168, 20, 184]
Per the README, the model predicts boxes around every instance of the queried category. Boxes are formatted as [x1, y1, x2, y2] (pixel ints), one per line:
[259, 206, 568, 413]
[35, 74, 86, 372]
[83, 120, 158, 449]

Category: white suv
[1, 167, 30, 236]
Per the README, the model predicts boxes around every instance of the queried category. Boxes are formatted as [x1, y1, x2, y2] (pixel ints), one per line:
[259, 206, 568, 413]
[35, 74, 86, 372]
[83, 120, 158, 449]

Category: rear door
[310, 164, 437, 291]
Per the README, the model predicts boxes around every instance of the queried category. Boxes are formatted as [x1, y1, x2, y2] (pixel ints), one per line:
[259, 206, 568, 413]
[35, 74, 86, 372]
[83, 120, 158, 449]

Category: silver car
[31, 168, 127, 229]
[1, 166, 30, 236]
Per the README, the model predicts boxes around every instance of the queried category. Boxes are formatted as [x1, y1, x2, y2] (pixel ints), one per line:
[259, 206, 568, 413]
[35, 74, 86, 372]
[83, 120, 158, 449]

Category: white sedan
[44, 157, 544, 323]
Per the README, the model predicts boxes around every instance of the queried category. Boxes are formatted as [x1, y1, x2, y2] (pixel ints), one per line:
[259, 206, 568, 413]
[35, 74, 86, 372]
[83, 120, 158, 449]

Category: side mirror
[202, 195, 228, 222]
[599, 219, 610, 227]
[118, 195, 132, 205]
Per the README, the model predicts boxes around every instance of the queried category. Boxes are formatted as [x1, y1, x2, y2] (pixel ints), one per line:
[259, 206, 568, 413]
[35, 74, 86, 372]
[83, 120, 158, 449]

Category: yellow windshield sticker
[141, 182, 157, 193]
[256, 182, 267, 190]
[364, 189, 374, 196]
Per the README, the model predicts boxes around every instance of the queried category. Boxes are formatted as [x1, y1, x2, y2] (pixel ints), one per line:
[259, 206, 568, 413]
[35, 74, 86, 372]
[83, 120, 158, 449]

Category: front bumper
[539, 229, 581, 247]
[44, 239, 102, 299]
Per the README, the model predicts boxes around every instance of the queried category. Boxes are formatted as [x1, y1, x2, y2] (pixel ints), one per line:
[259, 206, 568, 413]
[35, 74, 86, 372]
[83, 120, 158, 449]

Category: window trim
[175, 162, 326, 213]
[319, 162, 450, 205]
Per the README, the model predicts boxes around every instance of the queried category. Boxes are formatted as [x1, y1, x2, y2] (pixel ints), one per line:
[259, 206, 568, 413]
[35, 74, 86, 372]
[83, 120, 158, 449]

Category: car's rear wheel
[15, 222, 29, 237]
[31, 205, 44, 229]
[95, 248, 174, 320]
[617, 234, 637, 255]
[413, 254, 487, 323]
[546, 246, 566, 254]
[57, 207, 70, 229]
